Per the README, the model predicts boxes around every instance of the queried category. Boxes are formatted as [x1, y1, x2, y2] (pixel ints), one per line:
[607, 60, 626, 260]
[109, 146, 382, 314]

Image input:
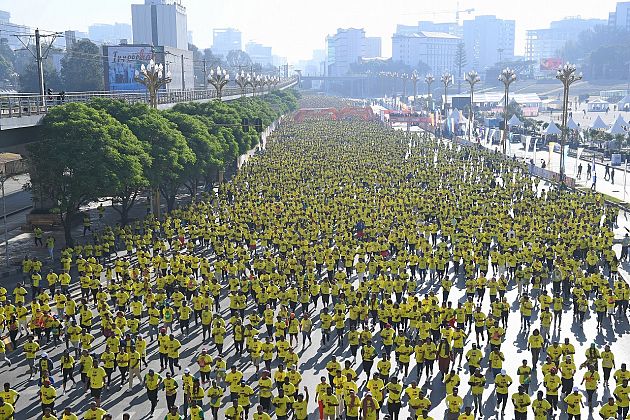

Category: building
[365, 37, 382, 57]
[526, 17, 605, 75]
[103, 43, 193, 91]
[89, 23, 132, 45]
[463, 15, 515, 72]
[212, 28, 242, 58]
[245, 42, 273, 66]
[391, 31, 460, 75]
[131, 0, 188, 50]
[326, 28, 368, 76]
[62, 30, 90, 49]
[0, 10, 30, 50]
[397, 21, 462, 38]
[609, 2, 630, 30]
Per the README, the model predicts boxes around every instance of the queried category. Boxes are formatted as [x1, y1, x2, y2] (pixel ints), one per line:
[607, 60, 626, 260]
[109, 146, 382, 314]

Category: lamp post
[425, 74, 435, 112]
[410, 71, 420, 110]
[441, 72, 453, 116]
[235, 71, 250, 97]
[208, 66, 230, 99]
[401, 73, 408, 103]
[556, 63, 583, 183]
[134, 59, 171, 218]
[498, 67, 517, 154]
[134, 58, 172, 109]
[465, 70, 481, 142]
[249, 74, 263, 97]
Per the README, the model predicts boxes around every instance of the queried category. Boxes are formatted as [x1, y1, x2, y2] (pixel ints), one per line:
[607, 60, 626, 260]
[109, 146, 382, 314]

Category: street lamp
[465, 70, 481, 141]
[249, 74, 263, 97]
[208, 66, 230, 99]
[410, 71, 420, 110]
[401, 73, 408, 103]
[556, 63, 583, 183]
[498, 67, 517, 154]
[441, 72, 453, 116]
[425, 74, 435, 112]
[134, 59, 171, 109]
[234, 71, 250, 97]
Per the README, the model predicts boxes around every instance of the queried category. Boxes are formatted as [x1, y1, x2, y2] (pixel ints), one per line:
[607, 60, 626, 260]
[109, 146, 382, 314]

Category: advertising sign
[106, 46, 154, 91]
[540, 58, 563, 71]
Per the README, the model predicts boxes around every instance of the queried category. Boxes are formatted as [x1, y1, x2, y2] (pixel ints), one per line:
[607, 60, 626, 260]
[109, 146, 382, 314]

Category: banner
[525, 135, 532, 153]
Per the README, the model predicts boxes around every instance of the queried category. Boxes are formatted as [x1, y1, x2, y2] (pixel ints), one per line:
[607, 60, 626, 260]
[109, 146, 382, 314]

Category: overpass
[0, 77, 298, 151]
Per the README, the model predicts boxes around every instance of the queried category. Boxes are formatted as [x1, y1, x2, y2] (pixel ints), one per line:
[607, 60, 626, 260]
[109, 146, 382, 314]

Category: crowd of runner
[0, 116, 629, 420]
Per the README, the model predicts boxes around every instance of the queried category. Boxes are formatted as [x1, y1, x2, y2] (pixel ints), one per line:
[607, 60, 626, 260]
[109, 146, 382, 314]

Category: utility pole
[14, 28, 61, 106]
[35, 29, 44, 103]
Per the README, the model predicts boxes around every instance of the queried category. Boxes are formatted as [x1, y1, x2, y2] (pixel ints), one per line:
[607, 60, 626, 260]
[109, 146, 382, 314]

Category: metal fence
[0, 77, 297, 119]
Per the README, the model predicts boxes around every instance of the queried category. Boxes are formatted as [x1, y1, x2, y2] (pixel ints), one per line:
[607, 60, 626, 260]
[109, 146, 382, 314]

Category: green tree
[454, 43, 467, 93]
[0, 40, 17, 86]
[162, 111, 224, 198]
[29, 103, 145, 245]
[126, 111, 195, 212]
[19, 62, 62, 93]
[61, 39, 105, 91]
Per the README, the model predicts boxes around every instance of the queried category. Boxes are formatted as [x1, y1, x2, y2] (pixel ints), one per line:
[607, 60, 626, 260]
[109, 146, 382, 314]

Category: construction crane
[400, 2, 475, 25]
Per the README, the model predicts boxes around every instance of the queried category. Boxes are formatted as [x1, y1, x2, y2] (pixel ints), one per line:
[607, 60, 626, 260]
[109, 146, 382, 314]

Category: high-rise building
[89, 23, 132, 45]
[526, 17, 605, 74]
[0, 10, 30, 50]
[212, 28, 242, 58]
[397, 21, 462, 38]
[365, 37, 382, 57]
[326, 28, 368, 76]
[392, 31, 460, 75]
[245, 42, 273, 66]
[609, 2, 630, 30]
[131, 0, 188, 50]
[462, 15, 515, 72]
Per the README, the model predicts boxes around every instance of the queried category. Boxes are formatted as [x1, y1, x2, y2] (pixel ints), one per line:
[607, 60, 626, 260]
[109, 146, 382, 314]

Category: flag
[525, 135, 531, 153]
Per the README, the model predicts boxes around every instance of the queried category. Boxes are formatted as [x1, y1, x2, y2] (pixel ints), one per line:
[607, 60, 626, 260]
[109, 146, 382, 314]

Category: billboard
[540, 58, 563, 71]
[105, 46, 154, 91]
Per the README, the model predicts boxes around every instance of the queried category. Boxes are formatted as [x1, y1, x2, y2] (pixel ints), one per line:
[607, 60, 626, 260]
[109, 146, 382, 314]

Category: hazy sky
[0, 0, 621, 62]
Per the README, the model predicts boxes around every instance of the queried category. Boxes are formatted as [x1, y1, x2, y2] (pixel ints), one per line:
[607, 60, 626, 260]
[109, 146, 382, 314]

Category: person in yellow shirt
[39, 380, 56, 414]
[0, 397, 14, 420]
[614, 378, 630, 418]
[361, 393, 380, 420]
[272, 388, 293, 420]
[61, 407, 79, 420]
[599, 397, 618, 420]
[564, 387, 584, 419]
[0, 383, 20, 410]
[163, 372, 178, 411]
[527, 329, 544, 367]
[225, 400, 243, 420]
[580, 365, 600, 409]
[293, 387, 309, 420]
[83, 401, 107, 420]
[167, 334, 182, 374]
[143, 369, 162, 416]
[164, 406, 182, 420]
[458, 406, 474, 420]
[531, 390, 551, 420]
[386, 376, 403, 420]
[468, 368, 485, 416]
[445, 387, 463, 420]
[87, 360, 107, 405]
[495, 369, 513, 415]
[253, 404, 272, 420]
[511, 385, 531, 420]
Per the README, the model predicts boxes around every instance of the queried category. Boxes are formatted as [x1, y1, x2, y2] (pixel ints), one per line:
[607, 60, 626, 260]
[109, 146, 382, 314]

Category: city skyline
[0, 0, 625, 62]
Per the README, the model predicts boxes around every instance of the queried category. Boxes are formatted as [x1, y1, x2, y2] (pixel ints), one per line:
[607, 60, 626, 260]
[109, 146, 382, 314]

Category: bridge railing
[0, 77, 297, 119]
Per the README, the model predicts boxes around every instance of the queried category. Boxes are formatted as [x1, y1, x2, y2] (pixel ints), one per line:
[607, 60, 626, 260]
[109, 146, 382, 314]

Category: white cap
[572, 386, 579, 392]
[184, 368, 190, 373]
[501, 369, 506, 375]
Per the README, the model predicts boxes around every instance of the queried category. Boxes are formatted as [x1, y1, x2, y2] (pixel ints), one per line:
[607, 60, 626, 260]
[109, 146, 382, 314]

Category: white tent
[566, 117, 580, 130]
[508, 114, 522, 127]
[543, 122, 562, 135]
[618, 95, 630, 111]
[608, 115, 628, 135]
[590, 115, 608, 130]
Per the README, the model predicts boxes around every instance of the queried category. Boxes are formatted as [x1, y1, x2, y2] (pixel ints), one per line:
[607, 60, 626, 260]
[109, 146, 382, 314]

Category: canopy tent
[608, 115, 628, 135]
[543, 122, 562, 136]
[508, 114, 522, 127]
[590, 115, 608, 130]
[566, 117, 580, 130]
[617, 95, 630, 111]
